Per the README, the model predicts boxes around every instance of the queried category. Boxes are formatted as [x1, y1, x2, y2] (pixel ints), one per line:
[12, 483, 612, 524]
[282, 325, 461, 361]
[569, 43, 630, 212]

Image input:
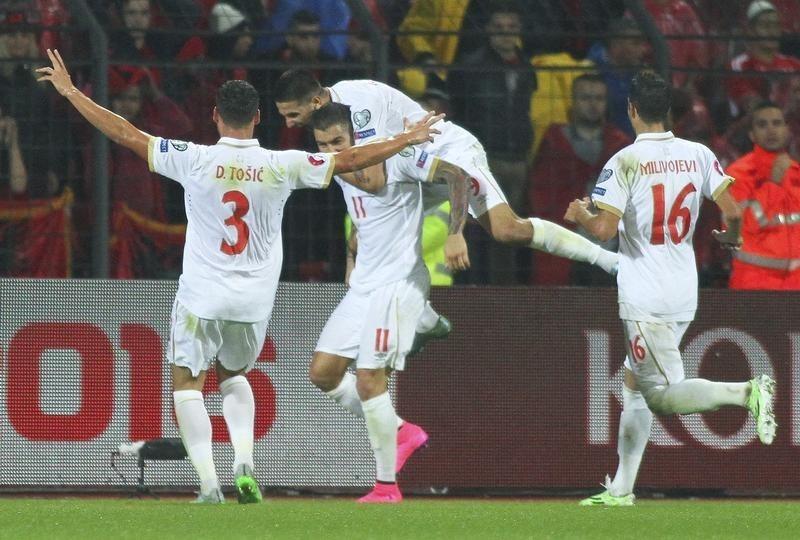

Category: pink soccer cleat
[396, 422, 429, 473]
[357, 482, 402, 504]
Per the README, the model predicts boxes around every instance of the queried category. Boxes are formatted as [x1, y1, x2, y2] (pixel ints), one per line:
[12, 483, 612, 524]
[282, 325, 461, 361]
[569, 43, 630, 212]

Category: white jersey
[148, 136, 334, 322]
[591, 131, 732, 322]
[329, 79, 476, 153]
[338, 146, 439, 293]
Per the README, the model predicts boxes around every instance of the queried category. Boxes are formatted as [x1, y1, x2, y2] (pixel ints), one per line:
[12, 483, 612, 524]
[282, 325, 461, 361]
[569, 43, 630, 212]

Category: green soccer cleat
[192, 488, 225, 504]
[747, 374, 777, 445]
[579, 476, 635, 506]
[408, 315, 452, 357]
[234, 464, 263, 504]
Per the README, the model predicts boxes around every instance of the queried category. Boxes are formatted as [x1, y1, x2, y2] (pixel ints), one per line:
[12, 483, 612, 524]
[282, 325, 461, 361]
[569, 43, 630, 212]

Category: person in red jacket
[726, 101, 800, 289]
[528, 74, 630, 285]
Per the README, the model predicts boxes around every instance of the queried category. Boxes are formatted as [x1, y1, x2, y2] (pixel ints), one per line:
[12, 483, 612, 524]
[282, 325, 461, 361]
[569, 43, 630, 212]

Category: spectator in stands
[253, 0, 350, 60]
[397, 0, 468, 68]
[0, 105, 27, 198]
[528, 73, 630, 285]
[449, 0, 535, 284]
[726, 102, 800, 289]
[728, 1, 800, 116]
[643, 0, 710, 90]
[0, 8, 65, 198]
[83, 66, 192, 221]
[184, 2, 254, 144]
[588, 17, 648, 137]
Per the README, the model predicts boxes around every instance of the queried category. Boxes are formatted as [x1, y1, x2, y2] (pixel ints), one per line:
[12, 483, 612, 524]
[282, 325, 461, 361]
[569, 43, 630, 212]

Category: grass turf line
[1, 498, 799, 539]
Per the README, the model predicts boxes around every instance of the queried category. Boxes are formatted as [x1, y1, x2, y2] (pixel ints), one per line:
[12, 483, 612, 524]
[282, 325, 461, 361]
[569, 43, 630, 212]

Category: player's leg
[168, 300, 223, 503]
[216, 318, 268, 503]
[408, 300, 452, 357]
[581, 366, 648, 507]
[310, 351, 364, 417]
[459, 151, 618, 274]
[626, 320, 776, 443]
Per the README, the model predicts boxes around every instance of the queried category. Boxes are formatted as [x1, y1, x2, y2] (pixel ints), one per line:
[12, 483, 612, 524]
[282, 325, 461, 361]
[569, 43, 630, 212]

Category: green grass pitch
[2, 497, 799, 539]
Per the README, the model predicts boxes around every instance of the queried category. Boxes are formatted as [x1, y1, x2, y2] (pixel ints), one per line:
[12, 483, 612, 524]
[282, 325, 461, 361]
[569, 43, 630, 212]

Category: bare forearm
[334, 134, 412, 174]
[435, 163, 468, 234]
[8, 142, 27, 194]
[65, 87, 149, 159]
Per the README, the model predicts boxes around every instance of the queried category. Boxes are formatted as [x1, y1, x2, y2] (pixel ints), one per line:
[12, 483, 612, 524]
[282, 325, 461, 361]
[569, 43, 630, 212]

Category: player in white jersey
[564, 71, 777, 506]
[37, 49, 443, 504]
[271, 69, 620, 346]
[306, 103, 470, 503]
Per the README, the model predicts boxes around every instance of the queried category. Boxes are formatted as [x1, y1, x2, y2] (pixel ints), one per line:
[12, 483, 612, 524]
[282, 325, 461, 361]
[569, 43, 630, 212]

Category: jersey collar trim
[635, 131, 674, 142]
[217, 137, 259, 147]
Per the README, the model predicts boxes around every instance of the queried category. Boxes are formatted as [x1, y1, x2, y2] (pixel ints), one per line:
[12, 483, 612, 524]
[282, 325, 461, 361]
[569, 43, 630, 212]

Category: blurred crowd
[1, 0, 799, 288]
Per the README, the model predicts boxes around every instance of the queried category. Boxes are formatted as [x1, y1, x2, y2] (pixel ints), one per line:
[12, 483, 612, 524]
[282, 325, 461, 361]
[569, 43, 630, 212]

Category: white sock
[529, 217, 618, 274]
[415, 301, 440, 333]
[362, 392, 397, 483]
[219, 375, 255, 475]
[609, 386, 652, 497]
[648, 379, 749, 415]
[326, 372, 404, 427]
[173, 390, 219, 493]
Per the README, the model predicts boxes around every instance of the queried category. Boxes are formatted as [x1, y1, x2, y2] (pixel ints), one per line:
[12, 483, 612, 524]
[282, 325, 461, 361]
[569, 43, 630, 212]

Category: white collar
[635, 131, 674, 142]
[217, 137, 259, 147]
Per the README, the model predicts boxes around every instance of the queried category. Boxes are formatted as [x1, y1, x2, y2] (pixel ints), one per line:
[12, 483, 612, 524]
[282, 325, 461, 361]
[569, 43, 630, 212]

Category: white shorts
[622, 319, 691, 393]
[167, 299, 269, 377]
[422, 140, 508, 218]
[315, 268, 430, 371]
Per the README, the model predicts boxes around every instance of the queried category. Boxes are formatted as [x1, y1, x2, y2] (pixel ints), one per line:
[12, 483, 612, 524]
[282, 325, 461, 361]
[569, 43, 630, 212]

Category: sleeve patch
[159, 139, 169, 153]
[416, 150, 429, 168]
[597, 169, 613, 183]
[354, 128, 376, 140]
[307, 154, 326, 166]
[592, 186, 607, 196]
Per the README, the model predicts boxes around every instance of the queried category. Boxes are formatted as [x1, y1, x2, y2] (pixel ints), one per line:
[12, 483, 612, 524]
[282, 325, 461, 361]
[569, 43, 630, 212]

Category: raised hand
[402, 111, 445, 145]
[35, 49, 75, 97]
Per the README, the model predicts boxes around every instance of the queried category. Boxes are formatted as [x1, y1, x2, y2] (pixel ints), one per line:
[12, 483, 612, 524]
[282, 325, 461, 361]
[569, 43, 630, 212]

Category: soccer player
[37, 49, 443, 504]
[308, 102, 470, 503]
[564, 71, 777, 506]
[271, 69, 620, 345]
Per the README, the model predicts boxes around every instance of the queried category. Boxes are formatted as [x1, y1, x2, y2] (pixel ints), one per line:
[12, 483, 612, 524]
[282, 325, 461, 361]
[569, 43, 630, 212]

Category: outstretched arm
[430, 159, 470, 271]
[37, 49, 150, 160]
[332, 112, 443, 175]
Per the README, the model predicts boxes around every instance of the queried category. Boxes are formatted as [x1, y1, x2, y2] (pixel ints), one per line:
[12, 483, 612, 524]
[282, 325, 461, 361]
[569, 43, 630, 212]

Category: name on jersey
[215, 165, 264, 182]
[354, 128, 376, 140]
[639, 159, 698, 175]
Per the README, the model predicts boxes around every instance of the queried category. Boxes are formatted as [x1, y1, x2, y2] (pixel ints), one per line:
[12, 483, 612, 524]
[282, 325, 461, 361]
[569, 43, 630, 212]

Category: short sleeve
[391, 147, 440, 184]
[590, 154, 628, 218]
[275, 150, 335, 190]
[148, 137, 201, 185]
[699, 145, 733, 200]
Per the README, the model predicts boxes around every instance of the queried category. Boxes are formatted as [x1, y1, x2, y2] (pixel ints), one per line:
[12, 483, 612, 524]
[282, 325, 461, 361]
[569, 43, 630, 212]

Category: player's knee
[492, 217, 530, 245]
[622, 386, 649, 411]
[308, 357, 340, 392]
[356, 370, 386, 400]
[642, 386, 672, 416]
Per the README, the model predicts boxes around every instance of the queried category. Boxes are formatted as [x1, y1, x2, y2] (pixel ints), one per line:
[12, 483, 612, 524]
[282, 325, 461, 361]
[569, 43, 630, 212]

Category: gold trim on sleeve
[425, 156, 441, 183]
[147, 137, 156, 173]
[594, 200, 624, 218]
[711, 176, 734, 201]
[321, 154, 336, 188]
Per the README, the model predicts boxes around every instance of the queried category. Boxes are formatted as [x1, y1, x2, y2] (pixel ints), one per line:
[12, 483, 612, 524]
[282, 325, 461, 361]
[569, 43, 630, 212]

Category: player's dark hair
[629, 70, 671, 124]
[216, 80, 259, 127]
[289, 9, 319, 29]
[572, 73, 606, 95]
[310, 102, 352, 132]
[274, 69, 323, 104]
[749, 100, 783, 128]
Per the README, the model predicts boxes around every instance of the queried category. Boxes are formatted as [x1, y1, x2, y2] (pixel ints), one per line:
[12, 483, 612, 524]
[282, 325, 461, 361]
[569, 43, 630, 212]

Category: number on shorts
[650, 182, 697, 245]
[220, 190, 250, 255]
[629, 335, 646, 363]
[374, 328, 389, 353]
[352, 196, 367, 219]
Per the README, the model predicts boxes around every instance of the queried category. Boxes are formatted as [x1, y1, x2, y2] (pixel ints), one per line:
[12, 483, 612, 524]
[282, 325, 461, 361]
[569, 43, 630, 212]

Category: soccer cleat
[579, 476, 635, 506]
[396, 422, 429, 473]
[747, 374, 777, 445]
[234, 464, 263, 504]
[408, 316, 452, 357]
[357, 482, 402, 504]
[192, 487, 225, 504]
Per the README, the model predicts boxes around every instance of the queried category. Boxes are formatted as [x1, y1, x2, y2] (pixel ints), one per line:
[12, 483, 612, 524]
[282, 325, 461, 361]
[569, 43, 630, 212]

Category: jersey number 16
[650, 183, 696, 245]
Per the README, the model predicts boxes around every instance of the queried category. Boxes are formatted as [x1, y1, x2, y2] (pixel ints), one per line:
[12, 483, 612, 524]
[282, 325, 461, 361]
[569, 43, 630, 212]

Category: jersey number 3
[220, 190, 250, 255]
[650, 183, 696, 245]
